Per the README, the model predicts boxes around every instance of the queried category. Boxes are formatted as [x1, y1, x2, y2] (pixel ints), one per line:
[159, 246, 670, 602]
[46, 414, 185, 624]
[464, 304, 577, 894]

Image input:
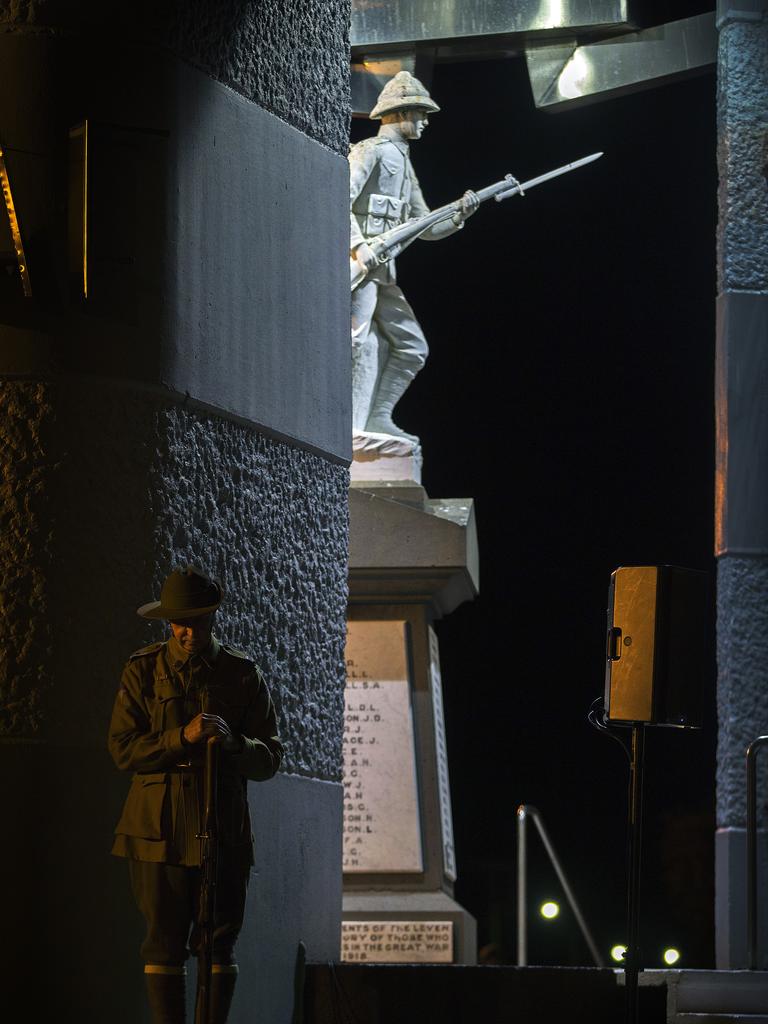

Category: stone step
[660, 969, 768, 1018]
[675, 1016, 768, 1024]
[305, 966, 768, 1024]
[305, 964, 667, 1023]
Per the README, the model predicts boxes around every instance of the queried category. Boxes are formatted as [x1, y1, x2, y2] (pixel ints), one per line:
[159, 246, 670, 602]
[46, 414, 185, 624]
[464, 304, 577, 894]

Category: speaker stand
[624, 724, 646, 1024]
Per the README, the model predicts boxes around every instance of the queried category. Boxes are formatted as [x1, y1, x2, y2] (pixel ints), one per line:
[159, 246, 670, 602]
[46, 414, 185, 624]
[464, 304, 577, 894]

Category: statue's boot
[209, 965, 238, 1023]
[144, 965, 187, 1024]
[364, 364, 420, 444]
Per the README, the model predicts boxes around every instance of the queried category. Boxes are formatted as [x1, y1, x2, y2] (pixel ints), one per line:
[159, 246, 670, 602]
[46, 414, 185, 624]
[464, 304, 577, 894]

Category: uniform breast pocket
[380, 157, 400, 181]
[150, 679, 183, 731]
[115, 773, 169, 840]
[209, 684, 249, 732]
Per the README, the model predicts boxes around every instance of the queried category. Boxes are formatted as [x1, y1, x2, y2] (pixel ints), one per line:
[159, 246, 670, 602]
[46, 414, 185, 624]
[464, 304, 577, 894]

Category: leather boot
[144, 965, 187, 1024]
[210, 962, 237, 1019]
[209, 964, 238, 1024]
[365, 363, 420, 443]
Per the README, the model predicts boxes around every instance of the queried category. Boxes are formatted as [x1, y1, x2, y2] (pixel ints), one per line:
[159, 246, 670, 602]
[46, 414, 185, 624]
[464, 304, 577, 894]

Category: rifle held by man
[195, 735, 221, 1024]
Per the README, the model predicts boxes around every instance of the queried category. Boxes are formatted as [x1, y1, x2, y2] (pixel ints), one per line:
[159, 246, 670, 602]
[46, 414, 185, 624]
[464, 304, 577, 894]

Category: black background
[351, 7, 718, 970]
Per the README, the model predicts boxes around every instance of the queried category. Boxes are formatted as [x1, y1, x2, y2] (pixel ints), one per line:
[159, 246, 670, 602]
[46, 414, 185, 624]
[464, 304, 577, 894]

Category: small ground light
[611, 944, 628, 962]
[540, 901, 560, 919]
[663, 948, 681, 965]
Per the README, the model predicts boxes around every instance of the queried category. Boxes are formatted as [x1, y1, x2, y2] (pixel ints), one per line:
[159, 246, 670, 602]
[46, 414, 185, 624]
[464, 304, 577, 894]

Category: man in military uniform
[350, 70, 478, 441]
[108, 567, 283, 1024]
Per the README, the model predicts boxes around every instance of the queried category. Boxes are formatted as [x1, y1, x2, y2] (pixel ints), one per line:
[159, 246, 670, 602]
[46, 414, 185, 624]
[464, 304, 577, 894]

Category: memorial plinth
[352, 430, 423, 484]
[344, 466, 479, 964]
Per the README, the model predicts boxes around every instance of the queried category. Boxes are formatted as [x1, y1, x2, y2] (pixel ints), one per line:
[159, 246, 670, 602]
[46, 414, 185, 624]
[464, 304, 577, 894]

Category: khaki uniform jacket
[349, 128, 463, 288]
[349, 133, 431, 253]
[108, 636, 283, 867]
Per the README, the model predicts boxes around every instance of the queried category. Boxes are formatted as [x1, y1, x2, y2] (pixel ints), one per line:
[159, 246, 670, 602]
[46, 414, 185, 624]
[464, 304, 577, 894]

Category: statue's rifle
[350, 151, 603, 291]
[195, 735, 221, 1024]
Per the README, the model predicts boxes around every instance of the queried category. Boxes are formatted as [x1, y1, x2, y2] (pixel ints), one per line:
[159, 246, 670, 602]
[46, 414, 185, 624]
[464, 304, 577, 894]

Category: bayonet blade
[495, 151, 603, 201]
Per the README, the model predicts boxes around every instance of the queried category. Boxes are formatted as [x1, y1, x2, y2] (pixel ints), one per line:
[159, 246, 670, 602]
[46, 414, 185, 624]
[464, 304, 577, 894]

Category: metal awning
[350, 2, 715, 117]
[525, 13, 716, 111]
[351, 0, 632, 54]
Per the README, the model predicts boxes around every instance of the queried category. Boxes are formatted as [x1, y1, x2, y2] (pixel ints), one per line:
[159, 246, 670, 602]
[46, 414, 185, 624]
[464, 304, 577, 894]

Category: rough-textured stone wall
[717, 15, 768, 293]
[145, 403, 348, 780]
[161, 0, 351, 156]
[0, 379, 348, 782]
[0, 382, 57, 737]
[0, 0, 351, 156]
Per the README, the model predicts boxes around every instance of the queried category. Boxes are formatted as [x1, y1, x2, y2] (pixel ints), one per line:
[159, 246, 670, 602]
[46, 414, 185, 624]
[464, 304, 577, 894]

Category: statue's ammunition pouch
[362, 193, 406, 236]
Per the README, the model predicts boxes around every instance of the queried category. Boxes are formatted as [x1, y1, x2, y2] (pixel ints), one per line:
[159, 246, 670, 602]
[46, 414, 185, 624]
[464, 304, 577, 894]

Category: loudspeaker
[604, 565, 708, 728]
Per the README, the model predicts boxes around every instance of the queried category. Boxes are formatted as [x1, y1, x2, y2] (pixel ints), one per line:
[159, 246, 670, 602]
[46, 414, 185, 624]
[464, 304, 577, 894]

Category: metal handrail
[746, 735, 768, 970]
[517, 804, 605, 968]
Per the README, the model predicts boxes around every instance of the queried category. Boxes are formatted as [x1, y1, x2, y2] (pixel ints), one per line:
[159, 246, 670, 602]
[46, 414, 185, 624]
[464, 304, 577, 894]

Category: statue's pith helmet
[369, 71, 440, 120]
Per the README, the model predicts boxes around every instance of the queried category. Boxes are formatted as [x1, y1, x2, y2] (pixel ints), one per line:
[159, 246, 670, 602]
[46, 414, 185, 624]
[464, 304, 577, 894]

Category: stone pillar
[342, 480, 479, 964]
[715, 0, 768, 970]
[0, 4, 350, 1020]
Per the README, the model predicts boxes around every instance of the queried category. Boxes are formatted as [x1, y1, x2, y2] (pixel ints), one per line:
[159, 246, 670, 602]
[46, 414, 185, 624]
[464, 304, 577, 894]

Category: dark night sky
[351, 14, 718, 968]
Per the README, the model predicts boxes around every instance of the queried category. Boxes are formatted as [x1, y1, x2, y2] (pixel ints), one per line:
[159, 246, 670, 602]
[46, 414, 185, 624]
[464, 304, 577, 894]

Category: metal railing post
[516, 803, 605, 968]
[517, 805, 528, 966]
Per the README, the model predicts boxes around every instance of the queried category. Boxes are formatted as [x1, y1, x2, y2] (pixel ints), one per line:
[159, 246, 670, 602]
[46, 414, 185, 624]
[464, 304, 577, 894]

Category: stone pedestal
[343, 472, 479, 964]
[352, 430, 424, 484]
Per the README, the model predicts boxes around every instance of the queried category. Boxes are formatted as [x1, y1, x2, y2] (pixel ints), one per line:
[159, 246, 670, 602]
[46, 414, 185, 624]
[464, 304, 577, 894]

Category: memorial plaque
[343, 620, 423, 873]
[429, 627, 457, 881]
[341, 920, 454, 963]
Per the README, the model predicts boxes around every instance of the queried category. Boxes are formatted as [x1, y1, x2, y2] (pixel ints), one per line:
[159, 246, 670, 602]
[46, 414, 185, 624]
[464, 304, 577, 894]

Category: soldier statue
[108, 566, 283, 1024]
[349, 71, 479, 443]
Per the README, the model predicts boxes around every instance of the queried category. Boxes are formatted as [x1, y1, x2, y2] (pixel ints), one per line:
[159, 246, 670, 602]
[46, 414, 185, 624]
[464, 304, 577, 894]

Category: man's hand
[183, 713, 242, 753]
[453, 189, 480, 225]
[354, 242, 379, 272]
